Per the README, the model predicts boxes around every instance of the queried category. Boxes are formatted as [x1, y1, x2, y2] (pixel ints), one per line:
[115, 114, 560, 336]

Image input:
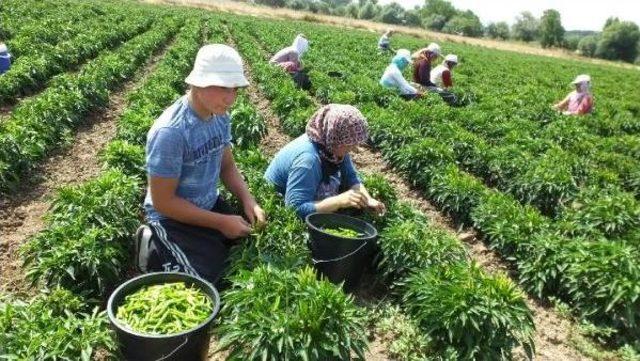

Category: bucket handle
[155, 335, 189, 361]
[312, 240, 368, 265]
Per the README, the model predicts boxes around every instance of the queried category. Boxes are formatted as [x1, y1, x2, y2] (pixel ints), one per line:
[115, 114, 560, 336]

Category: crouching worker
[264, 104, 386, 219]
[380, 49, 422, 100]
[553, 74, 594, 116]
[378, 29, 394, 52]
[269, 34, 312, 90]
[136, 44, 266, 287]
[0, 43, 11, 74]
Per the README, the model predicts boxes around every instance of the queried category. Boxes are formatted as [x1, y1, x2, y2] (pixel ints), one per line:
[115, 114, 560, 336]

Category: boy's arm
[149, 176, 251, 239]
[220, 146, 266, 225]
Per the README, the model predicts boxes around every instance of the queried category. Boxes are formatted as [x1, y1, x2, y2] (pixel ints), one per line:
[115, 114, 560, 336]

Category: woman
[378, 29, 393, 52]
[264, 104, 386, 219]
[380, 49, 421, 100]
[412, 42, 441, 88]
[553, 74, 594, 116]
[431, 54, 458, 89]
[269, 34, 309, 74]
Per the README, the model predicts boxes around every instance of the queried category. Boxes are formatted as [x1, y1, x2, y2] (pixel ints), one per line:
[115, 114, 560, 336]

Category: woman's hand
[243, 198, 267, 228]
[338, 189, 368, 209]
[366, 198, 387, 216]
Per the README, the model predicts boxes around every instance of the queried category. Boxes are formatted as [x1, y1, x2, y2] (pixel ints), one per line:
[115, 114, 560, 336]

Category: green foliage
[0, 16, 181, 192]
[371, 304, 434, 361]
[358, 1, 379, 20]
[217, 266, 369, 361]
[539, 9, 565, 48]
[100, 140, 145, 179]
[596, 18, 640, 63]
[485, 22, 510, 40]
[559, 186, 640, 238]
[21, 170, 140, 298]
[442, 11, 483, 38]
[403, 262, 535, 360]
[377, 218, 466, 283]
[377, 3, 405, 25]
[512, 11, 539, 42]
[0, 288, 116, 360]
[577, 35, 600, 57]
[231, 94, 267, 148]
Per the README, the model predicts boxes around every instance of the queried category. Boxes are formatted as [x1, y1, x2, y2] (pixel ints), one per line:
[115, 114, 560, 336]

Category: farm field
[0, 0, 639, 360]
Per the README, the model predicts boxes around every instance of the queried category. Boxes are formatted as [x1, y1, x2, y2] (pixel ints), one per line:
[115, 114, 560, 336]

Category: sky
[377, 0, 640, 31]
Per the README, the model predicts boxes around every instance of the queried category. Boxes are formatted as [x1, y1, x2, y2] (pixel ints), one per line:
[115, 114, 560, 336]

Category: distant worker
[413, 44, 457, 105]
[431, 54, 458, 89]
[379, 49, 422, 100]
[553, 74, 594, 116]
[378, 29, 394, 52]
[269, 34, 311, 89]
[412, 42, 441, 88]
[0, 43, 11, 74]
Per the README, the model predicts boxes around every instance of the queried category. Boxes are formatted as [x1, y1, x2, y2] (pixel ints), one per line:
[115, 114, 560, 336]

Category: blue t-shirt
[143, 95, 232, 221]
[264, 134, 361, 219]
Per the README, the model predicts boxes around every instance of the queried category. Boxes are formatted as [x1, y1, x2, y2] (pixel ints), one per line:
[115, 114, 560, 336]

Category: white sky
[378, 0, 640, 31]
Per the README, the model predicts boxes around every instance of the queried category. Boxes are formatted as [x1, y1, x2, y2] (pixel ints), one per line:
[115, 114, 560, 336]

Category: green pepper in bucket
[321, 226, 365, 238]
[107, 272, 220, 361]
[116, 282, 212, 335]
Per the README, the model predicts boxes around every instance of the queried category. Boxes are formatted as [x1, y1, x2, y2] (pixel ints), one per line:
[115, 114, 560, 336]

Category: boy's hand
[243, 199, 266, 228]
[219, 215, 252, 239]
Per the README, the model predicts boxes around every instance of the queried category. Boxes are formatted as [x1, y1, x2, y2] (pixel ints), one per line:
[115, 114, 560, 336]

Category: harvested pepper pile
[322, 226, 365, 238]
[116, 282, 213, 335]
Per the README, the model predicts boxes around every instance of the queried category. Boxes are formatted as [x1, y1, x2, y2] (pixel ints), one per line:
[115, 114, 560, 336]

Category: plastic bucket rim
[106, 272, 221, 339]
[305, 212, 378, 241]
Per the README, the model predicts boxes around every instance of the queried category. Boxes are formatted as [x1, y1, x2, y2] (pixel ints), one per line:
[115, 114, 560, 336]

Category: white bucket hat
[185, 44, 249, 88]
[444, 54, 458, 63]
[0, 43, 8, 54]
[571, 74, 591, 84]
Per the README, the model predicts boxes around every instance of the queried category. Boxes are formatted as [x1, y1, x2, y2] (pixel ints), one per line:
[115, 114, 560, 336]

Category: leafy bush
[217, 266, 368, 360]
[100, 140, 145, 179]
[21, 170, 140, 298]
[0, 288, 115, 359]
[377, 218, 466, 283]
[403, 263, 535, 360]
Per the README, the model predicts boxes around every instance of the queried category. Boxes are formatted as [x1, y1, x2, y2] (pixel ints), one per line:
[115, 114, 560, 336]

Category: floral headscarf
[306, 104, 369, 165]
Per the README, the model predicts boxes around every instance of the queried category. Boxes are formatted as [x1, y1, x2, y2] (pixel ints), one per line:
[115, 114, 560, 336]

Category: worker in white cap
[412, 43, 441, 88]
[431, 54, 458, 90]
[136, 44, 266, 287]
[380, 49, 422, 100]
[378, 28, 394, 52]
[553, 74, 594, 115]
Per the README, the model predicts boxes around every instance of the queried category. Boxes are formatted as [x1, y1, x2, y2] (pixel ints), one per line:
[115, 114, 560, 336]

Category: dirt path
[0, 38, 175, 296]
[143, 0, 638, 71]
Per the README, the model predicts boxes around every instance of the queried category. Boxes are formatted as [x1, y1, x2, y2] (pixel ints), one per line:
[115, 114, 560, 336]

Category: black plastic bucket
[107, 272, 221, 361]
[306, 212, 378, 292]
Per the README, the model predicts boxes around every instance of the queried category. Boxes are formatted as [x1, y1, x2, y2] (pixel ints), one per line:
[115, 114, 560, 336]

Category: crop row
[0, 10, 157, 105]
[226, 18, 537, 359]
[0, 14, 182, 193]
[1, 14, 207, 360]
[229, 15, 640, 341]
